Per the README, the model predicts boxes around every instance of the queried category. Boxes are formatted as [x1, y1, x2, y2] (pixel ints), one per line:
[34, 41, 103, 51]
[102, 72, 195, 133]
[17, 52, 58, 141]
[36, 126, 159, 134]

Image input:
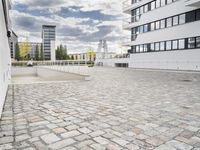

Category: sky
[10, 0, 129, 54]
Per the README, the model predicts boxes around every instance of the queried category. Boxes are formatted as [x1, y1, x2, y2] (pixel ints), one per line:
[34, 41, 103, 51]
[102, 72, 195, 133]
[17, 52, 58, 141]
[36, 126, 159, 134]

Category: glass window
[136, 27, 139, 34]
[172, 40, 178, 50]
[186, 11, 196, 23]
[140, 7, 144, 15]
[155, 42, 160, 51]
[166, 18, 172, 27]
[144, 5, 148, 13]
[196, 37, 200, 48]
[144, 44, 148, 52]
[161, 0, 165, 6]
[196, 9, 200, 20]
[178, 39, 185, 49]
[160, 42, 165, 50]
[140, 45, 144, 52]
[166, 41, 172, 50]
[160, 19, 165, 29]
[150, 43, 155, 51]
[151, 1, 156, 10]
[136, 45, 140, 52]
[173, 16, 179, 26]
[156, 0, 160, 8]
[179, 14, 185, 24]
[151, 22, 155, 31]
[144, 24, 148, 32]
[155, 21, 160, 30]
[188, 37, 195, 48]
[139, 26, 144, 33]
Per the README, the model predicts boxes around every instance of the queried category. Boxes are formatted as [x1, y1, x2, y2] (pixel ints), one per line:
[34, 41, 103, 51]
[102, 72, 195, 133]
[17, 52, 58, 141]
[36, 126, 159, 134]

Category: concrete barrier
[11, 66, 90, 83]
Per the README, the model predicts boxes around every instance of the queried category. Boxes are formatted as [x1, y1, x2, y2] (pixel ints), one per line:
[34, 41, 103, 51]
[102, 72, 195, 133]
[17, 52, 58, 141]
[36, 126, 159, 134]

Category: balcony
[123, 15, 141, 29]
[185, 0, 200, 7]
[122, 34, 137, 46]
[123, 0, 142, 13]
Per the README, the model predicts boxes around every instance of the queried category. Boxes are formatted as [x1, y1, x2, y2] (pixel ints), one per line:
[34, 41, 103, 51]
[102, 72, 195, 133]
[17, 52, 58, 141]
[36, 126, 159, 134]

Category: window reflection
[178, 39, 185, 49]
[172, 40, 178, 49]
[196, 37, 200, 48]
[160, 42, 165, 51]
[188, 37, 195, 48]
[173, 16, 179, 26]
[166, 41, 172, 50]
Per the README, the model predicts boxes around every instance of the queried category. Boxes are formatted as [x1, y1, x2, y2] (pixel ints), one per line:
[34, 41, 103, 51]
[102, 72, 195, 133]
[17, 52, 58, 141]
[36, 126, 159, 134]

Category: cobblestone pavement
[1, 67, 200, 150]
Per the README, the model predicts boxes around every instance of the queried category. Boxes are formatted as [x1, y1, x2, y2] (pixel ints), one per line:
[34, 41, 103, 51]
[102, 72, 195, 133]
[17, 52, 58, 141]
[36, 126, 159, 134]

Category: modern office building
[9, 31, 18, 60]
[42, 25, 56, 61]
[96, 0, 200, 70]
[0, 0, 12, 117]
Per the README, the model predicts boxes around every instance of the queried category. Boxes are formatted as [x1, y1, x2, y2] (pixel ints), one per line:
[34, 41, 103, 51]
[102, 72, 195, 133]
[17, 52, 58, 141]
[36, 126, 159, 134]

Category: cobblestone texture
[0, 67, 200, 149]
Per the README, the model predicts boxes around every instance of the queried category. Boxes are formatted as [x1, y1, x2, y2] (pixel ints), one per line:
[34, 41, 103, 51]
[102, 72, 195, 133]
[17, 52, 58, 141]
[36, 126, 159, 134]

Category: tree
[56, 44, 69, 60]
[35, 44, 39, 60]
[40, 44, 43, 60]
[15, 43, 20, 61]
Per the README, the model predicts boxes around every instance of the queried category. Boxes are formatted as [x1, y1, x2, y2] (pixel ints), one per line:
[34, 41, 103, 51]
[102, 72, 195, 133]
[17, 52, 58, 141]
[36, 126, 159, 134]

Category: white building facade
[0, 0, 12, 117]
[96, 0, 200, 70]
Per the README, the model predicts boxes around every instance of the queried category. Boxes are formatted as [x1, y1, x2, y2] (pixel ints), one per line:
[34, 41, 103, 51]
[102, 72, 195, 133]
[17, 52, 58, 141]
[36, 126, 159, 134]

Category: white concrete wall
[11, 67, 86, 81]
[129, 49, 200, 70]
[37, 67, 86, 80]
[132, 21, 200, 45]
[96, 49, 200, 71]
[96, 58, 130, 67]
[0, 0, 11, 117]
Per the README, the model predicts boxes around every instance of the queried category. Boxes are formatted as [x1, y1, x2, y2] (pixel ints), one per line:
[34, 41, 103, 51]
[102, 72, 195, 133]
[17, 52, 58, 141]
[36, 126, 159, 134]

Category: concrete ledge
[11, 66, 91, 83]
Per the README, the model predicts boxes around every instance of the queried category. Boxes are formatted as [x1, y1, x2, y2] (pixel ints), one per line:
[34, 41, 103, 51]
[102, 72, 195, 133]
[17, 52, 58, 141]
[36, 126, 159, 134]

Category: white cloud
[10, 0, 130, 53]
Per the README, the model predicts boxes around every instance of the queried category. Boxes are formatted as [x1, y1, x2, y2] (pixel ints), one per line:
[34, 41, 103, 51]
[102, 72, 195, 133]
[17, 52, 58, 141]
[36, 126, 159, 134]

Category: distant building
[42, 25, 56, 61]
[97, 40, 109, 59]
[18, 42, 42, 60]
[68, 51, 96, 61]
[9, 31, 18, 60]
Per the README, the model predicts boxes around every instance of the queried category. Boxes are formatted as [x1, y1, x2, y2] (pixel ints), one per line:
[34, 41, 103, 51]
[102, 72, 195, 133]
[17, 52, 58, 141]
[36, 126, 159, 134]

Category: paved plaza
[0, 67, 200, 150]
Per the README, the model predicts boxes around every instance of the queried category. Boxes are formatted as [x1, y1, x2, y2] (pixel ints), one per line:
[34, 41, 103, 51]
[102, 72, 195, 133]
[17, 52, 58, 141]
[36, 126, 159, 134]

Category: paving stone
[75, 140, 94, 149]
[46, 123, 58, 129]
[90, 143, 106, 150]
[0, 136, 14, 144]
[78, 127, 92, 134]
[74, 134, 90, 141]
[15, 134, 31, 142]
[89, 130, 105, 137]
[61, 130, 81, 138]
[30, 121, 49, 127]
[166, 140, 193, 150]
[40, 133, 60, 144]
[111, 138, 129, 147]
[94, 136, 110, 145]
[52, 127, 66, 134]
[31, 129, 50, 137]
[48, 138, 76, 150]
